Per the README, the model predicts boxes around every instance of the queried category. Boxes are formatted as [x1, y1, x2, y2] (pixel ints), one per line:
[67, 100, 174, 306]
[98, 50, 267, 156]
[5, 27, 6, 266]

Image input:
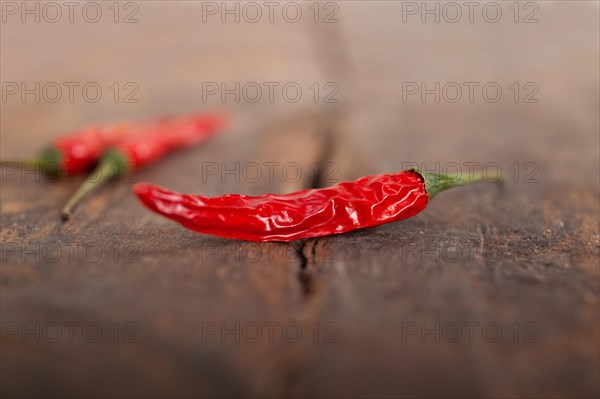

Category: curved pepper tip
[132, 182, 151, 196]
[133, 183, 160, 214]
[133, 182, 174, 206]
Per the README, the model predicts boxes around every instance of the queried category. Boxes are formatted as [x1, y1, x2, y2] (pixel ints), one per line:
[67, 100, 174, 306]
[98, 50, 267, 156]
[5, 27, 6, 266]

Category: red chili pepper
[1, 124, 130, 175]
[133, 169, 501, 242]
[61, 113, 225, 220]
[109, 114, 224, 169]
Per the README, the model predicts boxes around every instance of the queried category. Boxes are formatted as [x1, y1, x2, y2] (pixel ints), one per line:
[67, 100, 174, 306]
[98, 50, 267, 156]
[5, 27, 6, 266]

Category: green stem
[61, 150, 128, 220]
[413, 168, 503, 200]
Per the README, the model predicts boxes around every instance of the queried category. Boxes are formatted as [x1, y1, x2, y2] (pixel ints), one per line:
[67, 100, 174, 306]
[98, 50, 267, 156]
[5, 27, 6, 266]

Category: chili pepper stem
[61, 150, 128, 220]
[414, 168, 503, 200]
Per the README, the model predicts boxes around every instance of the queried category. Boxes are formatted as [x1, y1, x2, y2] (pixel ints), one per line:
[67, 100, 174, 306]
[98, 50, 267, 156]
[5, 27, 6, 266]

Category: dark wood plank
[1, 4, 329, 397]
[288, 2, 599, 398]
[1, 1, 599, 398]
[1, 112, 331, 398]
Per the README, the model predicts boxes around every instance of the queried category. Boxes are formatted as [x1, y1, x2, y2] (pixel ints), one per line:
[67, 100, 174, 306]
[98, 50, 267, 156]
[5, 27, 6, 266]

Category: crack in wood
[293, 239, 319, 301]
[294, 239, 317, 270]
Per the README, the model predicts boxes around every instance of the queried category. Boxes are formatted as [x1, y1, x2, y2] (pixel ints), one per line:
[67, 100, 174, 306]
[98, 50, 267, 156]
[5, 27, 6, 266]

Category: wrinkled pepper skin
[134, 170, 430, 242]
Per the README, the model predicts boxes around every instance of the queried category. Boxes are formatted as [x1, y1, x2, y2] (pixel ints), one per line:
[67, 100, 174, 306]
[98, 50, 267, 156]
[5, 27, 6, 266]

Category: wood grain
[1, 2, 598, 398]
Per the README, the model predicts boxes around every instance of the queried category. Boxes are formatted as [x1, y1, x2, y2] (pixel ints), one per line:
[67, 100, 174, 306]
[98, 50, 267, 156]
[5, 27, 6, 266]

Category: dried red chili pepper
[133, 169, 501, 242]
[1, 123, 130, 176]
[61, 113, 225, 220]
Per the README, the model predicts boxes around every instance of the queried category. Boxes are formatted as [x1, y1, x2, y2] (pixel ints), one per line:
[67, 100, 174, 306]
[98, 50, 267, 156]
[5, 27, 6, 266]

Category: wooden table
[1, 2, 598, 397]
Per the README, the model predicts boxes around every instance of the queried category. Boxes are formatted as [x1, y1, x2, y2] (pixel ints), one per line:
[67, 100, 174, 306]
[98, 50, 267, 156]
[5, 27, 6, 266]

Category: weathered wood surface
[1, 2, 598, 398]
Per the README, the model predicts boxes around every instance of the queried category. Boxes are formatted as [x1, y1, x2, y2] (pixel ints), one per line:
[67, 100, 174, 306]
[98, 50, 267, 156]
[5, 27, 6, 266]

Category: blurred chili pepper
[61, 113, 225, 220]
[133, 169, 502, 242]
[0, 124, 130, 176]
